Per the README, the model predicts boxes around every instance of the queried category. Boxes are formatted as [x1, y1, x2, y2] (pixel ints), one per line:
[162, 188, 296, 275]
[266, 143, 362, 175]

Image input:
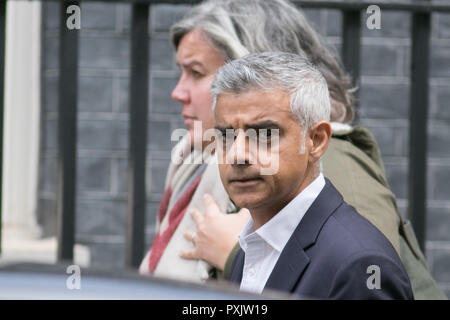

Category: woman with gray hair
[140, 0, 446, 299]
[170, 0, 354, 125]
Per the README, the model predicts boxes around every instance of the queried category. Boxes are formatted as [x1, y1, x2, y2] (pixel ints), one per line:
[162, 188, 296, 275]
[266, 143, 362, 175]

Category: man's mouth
[229, 177, 263, 187]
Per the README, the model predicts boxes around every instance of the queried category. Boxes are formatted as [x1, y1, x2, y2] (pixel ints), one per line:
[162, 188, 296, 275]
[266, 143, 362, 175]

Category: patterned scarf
[148, 174, 203, 273]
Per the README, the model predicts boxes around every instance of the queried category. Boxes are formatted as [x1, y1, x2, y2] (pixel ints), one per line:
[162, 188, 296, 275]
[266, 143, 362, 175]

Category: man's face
[215, 89, 313, 220]
[172, 29, 225, 145]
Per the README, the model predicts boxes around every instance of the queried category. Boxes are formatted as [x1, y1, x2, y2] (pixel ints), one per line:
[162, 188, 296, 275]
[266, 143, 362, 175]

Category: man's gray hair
[170, 0, 354, 124]
[211, 52, 331, 131]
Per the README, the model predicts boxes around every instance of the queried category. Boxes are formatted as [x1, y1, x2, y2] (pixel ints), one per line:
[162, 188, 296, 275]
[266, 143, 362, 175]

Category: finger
[184, 229, 196, 242]
[179, 248, 199, 260]
[238, 207, 251, 216]
[189, 208, 204, 225]
[202, 194, 222, 217]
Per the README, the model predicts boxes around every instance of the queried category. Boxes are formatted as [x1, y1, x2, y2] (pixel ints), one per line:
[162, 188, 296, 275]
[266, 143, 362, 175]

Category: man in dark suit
[211, 52, 414, 299]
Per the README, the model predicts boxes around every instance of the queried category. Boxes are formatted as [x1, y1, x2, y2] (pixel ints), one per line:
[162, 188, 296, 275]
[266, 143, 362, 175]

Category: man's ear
[308, 121, 332, 163]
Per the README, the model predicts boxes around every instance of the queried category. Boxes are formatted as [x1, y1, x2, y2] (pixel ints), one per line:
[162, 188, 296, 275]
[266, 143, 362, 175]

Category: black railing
[0, 0, 6, 256]
[1, 0, 449, 266]
[126, 3, 150, 268]
[57, 1, 80, 262]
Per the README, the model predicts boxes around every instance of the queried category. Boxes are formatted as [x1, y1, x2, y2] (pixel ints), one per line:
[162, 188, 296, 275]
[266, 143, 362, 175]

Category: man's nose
[171, 77, 189, 103]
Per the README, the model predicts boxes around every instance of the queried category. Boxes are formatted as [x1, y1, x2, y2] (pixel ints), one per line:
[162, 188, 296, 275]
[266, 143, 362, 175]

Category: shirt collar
[239, 173, 326, 253]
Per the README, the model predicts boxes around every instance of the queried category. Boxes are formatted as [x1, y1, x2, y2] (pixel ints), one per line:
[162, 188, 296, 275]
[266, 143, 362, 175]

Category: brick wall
[39, 2, 450, 296]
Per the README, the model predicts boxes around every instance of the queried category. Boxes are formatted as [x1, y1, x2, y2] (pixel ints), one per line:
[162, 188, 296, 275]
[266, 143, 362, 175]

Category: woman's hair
[170, 0, 355, 124]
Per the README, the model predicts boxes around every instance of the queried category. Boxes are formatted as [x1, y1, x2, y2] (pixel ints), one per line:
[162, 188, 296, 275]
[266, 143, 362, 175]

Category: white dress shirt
[238, 173, 326, 294]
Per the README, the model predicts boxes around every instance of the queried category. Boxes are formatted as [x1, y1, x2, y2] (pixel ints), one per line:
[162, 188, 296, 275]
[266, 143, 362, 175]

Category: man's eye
[259, 129, 272, 141]
[191, 70, 204, 79]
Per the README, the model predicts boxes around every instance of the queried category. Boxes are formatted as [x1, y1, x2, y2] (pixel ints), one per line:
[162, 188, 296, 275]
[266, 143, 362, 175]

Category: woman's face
[172, 29, 226, 147]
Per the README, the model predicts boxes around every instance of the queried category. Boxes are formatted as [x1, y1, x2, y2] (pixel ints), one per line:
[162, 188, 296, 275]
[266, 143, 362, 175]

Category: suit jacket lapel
[264, 179, 344, 293]
[263, 235, 310, 293]
[229, 249, 245, 284]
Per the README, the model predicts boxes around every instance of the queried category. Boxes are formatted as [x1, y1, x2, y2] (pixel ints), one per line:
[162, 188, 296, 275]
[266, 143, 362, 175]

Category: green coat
[223, 126, 447, 300]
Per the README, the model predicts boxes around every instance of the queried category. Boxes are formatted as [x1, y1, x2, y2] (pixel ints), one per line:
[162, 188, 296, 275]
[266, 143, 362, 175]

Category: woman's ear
[308, 121, 332, 163]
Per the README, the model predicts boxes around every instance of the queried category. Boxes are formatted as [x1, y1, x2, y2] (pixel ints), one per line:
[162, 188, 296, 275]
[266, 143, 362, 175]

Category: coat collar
[263, 178, 344, 293]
